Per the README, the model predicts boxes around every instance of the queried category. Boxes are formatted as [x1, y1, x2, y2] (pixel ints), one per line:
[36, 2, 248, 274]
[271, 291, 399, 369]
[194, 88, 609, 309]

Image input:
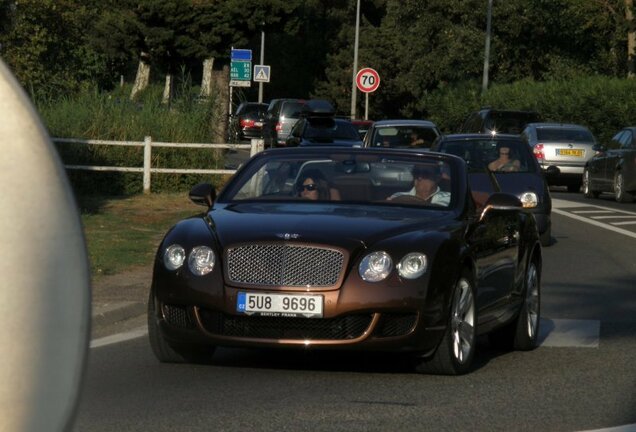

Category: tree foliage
[0, 0, 632, 117]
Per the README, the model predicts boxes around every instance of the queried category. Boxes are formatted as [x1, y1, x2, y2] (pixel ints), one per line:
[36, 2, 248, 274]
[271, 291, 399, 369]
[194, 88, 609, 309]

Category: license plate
[556, 149, 584, 157]
[237, 292, 324, 318]
[254, 121, 263, 127]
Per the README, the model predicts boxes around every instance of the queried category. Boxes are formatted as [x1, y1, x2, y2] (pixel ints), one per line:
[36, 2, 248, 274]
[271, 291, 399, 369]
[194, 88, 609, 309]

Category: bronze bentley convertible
[148, 147, 542, 375]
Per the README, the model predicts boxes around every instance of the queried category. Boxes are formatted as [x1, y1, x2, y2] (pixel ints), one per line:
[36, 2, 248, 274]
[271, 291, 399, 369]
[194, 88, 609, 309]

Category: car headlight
[519, 192, 538, 208]
[359, 251, 393, 282]
[163, 244, 185, 270]
[397, 252, 428, 279]
[188, 246, 216, 276]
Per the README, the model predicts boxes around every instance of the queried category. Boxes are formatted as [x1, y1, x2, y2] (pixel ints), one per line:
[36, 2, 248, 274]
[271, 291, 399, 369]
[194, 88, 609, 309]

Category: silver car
[522, 123, 598, 192]
[262, 98, 306, 147]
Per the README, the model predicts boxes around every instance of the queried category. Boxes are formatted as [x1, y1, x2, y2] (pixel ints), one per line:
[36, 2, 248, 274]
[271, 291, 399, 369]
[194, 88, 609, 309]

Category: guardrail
[53, 136, 264, 193]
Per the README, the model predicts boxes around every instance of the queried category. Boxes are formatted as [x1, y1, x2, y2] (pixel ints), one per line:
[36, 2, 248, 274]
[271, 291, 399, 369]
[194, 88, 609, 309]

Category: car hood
[469, 171, 547, 198]
[208, 202, 454, 250]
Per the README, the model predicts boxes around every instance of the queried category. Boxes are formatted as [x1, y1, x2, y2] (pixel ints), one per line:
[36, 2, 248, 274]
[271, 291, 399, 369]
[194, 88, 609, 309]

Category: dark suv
[262, 98, 306, 147]
[459, 108, 542, 135]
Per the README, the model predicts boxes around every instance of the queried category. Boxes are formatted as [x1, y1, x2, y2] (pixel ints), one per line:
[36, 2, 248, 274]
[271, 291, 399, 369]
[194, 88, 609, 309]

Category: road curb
[92, 301, 146, 328]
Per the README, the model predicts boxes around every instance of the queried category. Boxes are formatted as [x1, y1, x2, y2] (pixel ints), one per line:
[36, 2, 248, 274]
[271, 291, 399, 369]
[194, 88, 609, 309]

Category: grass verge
[79, 192, 200, 278]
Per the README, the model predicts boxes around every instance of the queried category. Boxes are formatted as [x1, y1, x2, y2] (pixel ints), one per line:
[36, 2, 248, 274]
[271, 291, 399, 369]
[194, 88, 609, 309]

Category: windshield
[439, 138, 535, 173]
[370, 125, 439, 149]
[221, 153, 454, 209]
[486, 112, 540, 134]
[304, 119, 360, 141]
[281, 102, 305, 118]
[536, 127, 595, 142]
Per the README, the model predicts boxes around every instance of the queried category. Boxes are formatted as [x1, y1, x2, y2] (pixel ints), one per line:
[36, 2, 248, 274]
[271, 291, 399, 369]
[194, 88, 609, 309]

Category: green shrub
[427, 75, 636, 144]
[38, 82, 230, 195]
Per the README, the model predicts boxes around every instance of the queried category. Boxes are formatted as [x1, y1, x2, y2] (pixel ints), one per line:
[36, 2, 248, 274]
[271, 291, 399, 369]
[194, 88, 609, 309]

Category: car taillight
[275, 122, 282, 132]
[533, 144, 545, 160]
[240, 119, 255, 128]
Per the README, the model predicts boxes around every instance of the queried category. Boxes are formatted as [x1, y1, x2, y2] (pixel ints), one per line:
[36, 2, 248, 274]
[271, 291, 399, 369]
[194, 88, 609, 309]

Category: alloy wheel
[451, 278, 475, 364]
[525, 263, 540, 340]
[615, 172, 624, 201]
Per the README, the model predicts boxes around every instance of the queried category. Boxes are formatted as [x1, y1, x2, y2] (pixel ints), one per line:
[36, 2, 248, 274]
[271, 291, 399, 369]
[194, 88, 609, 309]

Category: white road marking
[612, 221, 636, 226]
[539, 318, 600, 348]
[90, 326, 147, 348]
[553, 199, 636, 216]
[552, 208, 636, 240]
[591, 215, 636, 219]
[579, 424, 636, 432]
[572, 210, 614, 214]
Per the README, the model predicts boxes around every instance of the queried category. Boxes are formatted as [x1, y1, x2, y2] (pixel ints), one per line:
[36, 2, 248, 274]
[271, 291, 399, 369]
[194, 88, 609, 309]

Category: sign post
[355, 67, 380, 120]
[229, 48, 252, 132]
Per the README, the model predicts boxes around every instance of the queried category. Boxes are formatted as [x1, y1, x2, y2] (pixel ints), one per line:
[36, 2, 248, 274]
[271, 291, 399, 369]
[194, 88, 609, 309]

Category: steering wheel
[389, 194, 428, 204]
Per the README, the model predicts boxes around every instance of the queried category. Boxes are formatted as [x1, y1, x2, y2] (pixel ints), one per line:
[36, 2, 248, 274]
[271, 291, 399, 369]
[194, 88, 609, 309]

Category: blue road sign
[253, 65, 271, 83]
[231, 49, 252, 61]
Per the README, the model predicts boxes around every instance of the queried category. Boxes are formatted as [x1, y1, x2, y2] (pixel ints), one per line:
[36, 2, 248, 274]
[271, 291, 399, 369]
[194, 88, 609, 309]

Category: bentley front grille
[226, 244, 344, 287]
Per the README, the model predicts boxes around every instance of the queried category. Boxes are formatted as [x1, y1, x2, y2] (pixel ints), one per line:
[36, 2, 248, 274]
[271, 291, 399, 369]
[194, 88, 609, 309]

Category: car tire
[583, 169, 600, 199]
[614, 172, 634, 203]
[489, 259, 541, 351]
[148, 290, 216, 364]
[414, 269, 476, 375]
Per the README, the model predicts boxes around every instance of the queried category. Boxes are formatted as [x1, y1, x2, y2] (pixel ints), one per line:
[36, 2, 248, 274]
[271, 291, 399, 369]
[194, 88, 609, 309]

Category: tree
[0, 0, 110, 99]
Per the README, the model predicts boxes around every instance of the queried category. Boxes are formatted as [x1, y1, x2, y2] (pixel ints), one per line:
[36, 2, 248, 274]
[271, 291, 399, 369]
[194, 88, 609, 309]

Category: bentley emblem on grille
[276, 233, 300, 240]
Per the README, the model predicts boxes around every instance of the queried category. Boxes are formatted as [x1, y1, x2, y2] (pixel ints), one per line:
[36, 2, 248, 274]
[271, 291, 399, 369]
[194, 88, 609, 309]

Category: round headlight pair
[358, 251, 428, 282]
[163, 244, 215, 276]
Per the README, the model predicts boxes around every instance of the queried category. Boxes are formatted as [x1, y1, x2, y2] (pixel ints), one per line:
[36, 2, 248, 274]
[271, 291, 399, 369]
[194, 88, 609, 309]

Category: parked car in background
[228, 102, 268, 142]
[431, 133, 552, 246]
[262, 98, 306, 147]
[351, 119, 374, 140]
[363, 119, 441, 150]
[286, 100, 363, 147]
[522, 123, 598, 192]
[583, 126, 636, 202]
[148, 147, 542, 375]
[459, 108, 542, 134]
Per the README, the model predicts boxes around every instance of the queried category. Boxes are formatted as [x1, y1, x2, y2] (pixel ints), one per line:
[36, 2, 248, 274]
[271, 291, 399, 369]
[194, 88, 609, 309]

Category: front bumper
[153, 282, 446, 355]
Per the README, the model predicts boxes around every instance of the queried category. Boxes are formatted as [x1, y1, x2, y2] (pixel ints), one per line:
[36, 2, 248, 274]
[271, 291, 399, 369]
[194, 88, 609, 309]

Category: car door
[602, 130, 627, 187]
[467, 190, 520, 324]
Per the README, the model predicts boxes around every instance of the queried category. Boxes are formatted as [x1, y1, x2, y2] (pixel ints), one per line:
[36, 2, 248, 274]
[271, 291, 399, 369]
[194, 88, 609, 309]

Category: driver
[388, 165, 450, 205]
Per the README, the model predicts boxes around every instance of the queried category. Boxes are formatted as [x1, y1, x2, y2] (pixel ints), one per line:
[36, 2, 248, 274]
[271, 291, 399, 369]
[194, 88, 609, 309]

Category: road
[73, 192, 636, 432]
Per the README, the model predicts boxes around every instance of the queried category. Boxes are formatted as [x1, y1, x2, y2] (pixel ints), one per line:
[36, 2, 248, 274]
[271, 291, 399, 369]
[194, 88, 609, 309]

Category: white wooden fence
[53, 136, 264, 193]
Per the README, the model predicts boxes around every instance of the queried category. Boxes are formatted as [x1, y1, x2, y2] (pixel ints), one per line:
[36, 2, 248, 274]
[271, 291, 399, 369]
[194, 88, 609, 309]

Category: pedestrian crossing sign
[253, 65, 271, 83]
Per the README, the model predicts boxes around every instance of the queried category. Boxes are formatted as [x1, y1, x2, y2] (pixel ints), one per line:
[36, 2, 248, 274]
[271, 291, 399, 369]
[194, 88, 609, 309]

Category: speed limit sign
[356, 68, 380, 93]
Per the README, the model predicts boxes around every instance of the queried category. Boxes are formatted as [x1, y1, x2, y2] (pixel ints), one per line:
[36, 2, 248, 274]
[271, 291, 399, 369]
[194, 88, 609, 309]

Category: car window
[439, 138, 534, 173]
[608, 131, 624, 150]
[281, 101, 305, 118]
[535, 128, 595, 142]
[222, 154, 454, 208]
[619, 130, 633, 149]
[370, 125, 439, 148]
[486, 112, 539, 134]
[304, 119, 359, 140]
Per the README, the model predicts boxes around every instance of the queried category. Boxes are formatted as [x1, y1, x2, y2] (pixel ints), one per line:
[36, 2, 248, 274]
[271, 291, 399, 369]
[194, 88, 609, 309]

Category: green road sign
[231, 60, 251, 81]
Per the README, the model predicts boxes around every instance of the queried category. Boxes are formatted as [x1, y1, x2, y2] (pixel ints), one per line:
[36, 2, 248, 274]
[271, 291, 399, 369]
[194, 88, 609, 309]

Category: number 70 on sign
[356, 67, 380, 93]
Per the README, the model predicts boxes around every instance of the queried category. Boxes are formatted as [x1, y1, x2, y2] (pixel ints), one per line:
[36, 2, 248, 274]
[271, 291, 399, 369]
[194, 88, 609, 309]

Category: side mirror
[479, 192, 522, 221]
[189, 183, 216, 207]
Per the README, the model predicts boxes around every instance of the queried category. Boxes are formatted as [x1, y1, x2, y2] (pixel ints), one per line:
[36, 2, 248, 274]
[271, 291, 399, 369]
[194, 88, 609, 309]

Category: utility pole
[259, 24, 266, 102]
[482, 0, 493, 95]
[350, 0, 361, 120]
